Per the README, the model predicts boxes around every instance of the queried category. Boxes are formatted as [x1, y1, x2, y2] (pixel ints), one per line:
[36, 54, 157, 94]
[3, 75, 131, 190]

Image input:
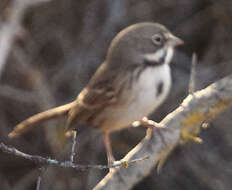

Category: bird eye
[152, 34, 163, 46]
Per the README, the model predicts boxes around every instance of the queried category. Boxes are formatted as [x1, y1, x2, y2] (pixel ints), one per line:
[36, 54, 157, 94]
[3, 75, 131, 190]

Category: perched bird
[9, 22, 183, 165]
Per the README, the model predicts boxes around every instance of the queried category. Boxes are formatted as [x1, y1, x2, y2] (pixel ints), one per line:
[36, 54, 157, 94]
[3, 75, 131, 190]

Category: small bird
[9, 22, 183, 165]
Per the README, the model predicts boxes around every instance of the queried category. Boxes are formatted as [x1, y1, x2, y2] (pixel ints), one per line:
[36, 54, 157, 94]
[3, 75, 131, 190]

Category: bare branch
[36, 167, 45, 190]
[36, 175, 42, 190]
[189, 53, 197, 94]
[94, 74, 232, 190]
[0, 142, 148, 170]
[70, 131, 77, 162]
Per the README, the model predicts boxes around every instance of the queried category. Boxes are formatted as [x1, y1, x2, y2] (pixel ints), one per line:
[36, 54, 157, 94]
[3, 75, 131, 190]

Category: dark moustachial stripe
[156, 81, 164, 96]
[128, 49, 168, 88]
[134, 65, 146, 82]
[143, 49, 167, 67]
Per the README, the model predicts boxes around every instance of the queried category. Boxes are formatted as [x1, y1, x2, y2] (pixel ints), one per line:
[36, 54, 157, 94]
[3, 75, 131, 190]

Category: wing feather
[65, 63, 119, 131]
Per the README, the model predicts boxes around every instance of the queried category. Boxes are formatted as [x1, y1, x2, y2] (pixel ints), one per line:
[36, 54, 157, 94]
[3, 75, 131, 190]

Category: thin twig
[0, 142, 149, 170]
[188, 53, 209, 129]
[189, 53, 197, 94]
[36, 167, 45, 190]
[70, 131, 77, 162]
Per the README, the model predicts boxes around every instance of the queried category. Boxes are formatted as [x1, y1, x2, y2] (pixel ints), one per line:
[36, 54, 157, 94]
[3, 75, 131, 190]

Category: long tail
[8, 101, 76, 138]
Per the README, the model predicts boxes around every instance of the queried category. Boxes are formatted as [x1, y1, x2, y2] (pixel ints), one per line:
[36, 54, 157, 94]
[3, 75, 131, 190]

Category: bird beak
[168, 34, 184, 47]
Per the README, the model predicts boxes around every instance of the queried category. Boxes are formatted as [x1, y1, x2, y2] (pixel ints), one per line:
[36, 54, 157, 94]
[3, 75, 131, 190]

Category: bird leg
[133, 117, 170, 171]
[103, 132, 115, 166]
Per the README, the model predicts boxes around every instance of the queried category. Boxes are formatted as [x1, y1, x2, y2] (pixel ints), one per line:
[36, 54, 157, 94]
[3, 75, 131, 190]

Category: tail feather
[8, 102, 76, 138]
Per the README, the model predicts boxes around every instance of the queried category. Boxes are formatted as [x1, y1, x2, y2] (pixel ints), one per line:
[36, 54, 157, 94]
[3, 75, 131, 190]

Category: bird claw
[132, 117, 165, 129]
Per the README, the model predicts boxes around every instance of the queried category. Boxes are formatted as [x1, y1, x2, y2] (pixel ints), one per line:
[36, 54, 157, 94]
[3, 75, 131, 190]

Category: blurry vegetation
[0, 0, 232, 189]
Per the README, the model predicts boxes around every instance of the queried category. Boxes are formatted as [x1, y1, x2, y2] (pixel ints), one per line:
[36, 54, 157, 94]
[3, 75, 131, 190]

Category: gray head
[106, 22, 183, 68]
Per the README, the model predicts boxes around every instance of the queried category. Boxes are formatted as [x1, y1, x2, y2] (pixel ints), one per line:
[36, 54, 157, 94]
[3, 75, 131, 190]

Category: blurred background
[0, 0, 232, 189]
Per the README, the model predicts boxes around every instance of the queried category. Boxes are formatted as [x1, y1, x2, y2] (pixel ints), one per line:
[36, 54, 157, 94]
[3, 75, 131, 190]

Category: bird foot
[133, 117, 165, 129]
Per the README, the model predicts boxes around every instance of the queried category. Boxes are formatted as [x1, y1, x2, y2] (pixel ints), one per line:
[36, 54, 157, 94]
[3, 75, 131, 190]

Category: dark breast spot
[156, 81, 164, 97]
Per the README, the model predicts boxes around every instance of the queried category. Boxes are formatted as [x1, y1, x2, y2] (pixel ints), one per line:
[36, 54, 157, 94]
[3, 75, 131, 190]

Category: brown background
[0, 0, 232, 189]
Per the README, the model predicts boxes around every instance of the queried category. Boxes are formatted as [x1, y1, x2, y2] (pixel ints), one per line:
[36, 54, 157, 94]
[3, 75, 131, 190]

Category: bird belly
[99, 64, 171, 132]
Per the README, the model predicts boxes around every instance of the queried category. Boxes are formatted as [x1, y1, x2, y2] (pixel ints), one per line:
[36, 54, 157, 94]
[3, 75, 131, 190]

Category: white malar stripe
[144, 48, 165, 62]
[165, 47, 174, 65]
[143, 47, 174, 65]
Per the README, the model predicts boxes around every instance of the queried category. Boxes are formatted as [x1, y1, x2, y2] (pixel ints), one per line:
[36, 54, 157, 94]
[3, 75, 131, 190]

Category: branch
[70, 131, 77, 162]
[94, 74, 232, 190]
[189, 53, 197, 94]
[36, 167, 45, 190]
[0, 142, 148, 170]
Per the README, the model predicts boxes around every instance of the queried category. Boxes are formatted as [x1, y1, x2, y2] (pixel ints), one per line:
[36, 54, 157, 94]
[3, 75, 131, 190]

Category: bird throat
[143, 47, 173, 66]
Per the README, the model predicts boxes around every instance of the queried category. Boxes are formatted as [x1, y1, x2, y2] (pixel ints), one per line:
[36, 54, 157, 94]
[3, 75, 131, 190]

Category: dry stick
[36, 168, 44, 190]
[94, 74, 232, 190]
[189, 53, 197, 94]
[36, 176, 41, 190]
[70, 131, 77, 162]
[0, 143, 149, 170]
[189, 53, 209, 129]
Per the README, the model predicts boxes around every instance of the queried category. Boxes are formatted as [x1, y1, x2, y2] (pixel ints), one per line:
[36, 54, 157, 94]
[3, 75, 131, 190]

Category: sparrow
[9, 22, 183, 165]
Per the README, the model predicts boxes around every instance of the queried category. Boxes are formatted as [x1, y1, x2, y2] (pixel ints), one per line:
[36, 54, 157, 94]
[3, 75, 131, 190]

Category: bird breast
[127, 64, 171, 120]
[99, 63, 171, 132]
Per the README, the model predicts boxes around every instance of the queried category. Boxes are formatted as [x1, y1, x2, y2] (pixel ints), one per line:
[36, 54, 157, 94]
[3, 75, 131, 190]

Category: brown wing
[65, 62, 120, 132]
[65, 60, 133, 132]
[65, 86, 117, 132]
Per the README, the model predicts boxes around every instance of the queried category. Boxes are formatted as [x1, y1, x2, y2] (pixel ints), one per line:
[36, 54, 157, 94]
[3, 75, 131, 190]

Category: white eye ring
[152, 34, 163, 46]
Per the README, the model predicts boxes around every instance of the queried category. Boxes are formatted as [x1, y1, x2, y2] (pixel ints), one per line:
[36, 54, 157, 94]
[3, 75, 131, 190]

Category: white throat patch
[165, 47, 174, 64]
[144, 48, 165, 62]
[144, 47, 174, 65]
